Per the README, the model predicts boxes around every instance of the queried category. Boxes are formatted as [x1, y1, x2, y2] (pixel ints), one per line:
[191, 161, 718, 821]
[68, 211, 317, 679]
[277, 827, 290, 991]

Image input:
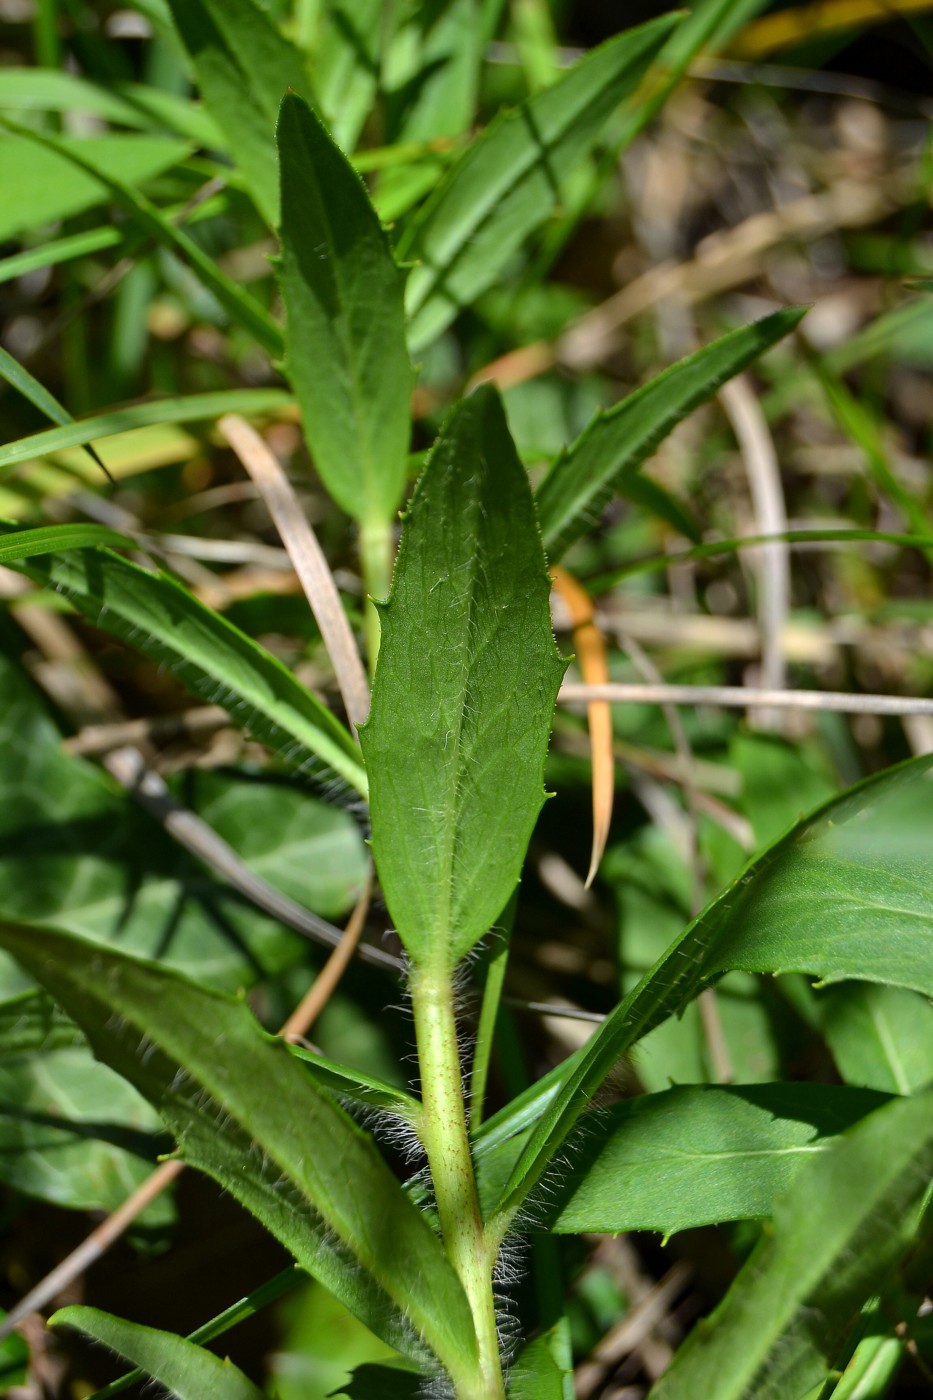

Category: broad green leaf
[277, 93, 412, 527]
[0, 68, 221, 146]
[334, 1359, 423, 1399]
[477, 1084, 890, 1235]
[0, 535, 367, 796]
[0, 119, 282, 354]
[313, 0, 383, 152]
[0, 989, 83, 1055]
[490, 754, 933, 1227]
[648, 1089, 933, 1400]
[822, 983, 933, 1094]
[360, 385, 565, 968]
[52, 1307, 263, 1400]
[0, 130, 190, 242]
[536, 308, 807, 561]
[0, 388, 290, 474]
[166, 0, 313, 224]
[0, 923, 478, 1378]
[399, 15, 681, 352]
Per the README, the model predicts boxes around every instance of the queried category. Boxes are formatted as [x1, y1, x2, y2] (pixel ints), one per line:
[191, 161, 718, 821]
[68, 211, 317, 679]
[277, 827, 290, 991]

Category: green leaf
[359, 385, 566, 968]
[333, 1359, 424, 1399]
[287, 1044, 421, 1119]
[0, 535, 367, 796]
[313, 0, 383, 153]
[399, 14, 681, 353]
[277, 93, 413, 527]
[508, 1323, 573, 1399]
[648, 1089, 933, 1400]
[822, 983, 933, 1094]
[0, 388, 290, 474]
[490, 754, 933, 1227]
[51, 1307, 264, 1400]
[0, 68, 221, 146]
[0, 351, 112, 481]
[0, 923, 478, 1377]
[0, 118, 282, 354]
[0, 130, 190, 242]
[480, 1084, 891, 1236]
[536, 308, 807, 561]
[165, 0, 313, 224]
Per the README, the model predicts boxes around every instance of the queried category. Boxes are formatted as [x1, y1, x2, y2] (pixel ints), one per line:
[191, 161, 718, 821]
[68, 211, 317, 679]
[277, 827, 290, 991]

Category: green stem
[410, 964, 506, 1400]
[359, 517, 394, 678]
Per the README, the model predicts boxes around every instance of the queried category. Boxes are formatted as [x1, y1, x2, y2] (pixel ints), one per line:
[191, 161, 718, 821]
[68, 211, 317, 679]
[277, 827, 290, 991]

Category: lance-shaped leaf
[649, 1089, 933, 1400]
[536, 308, 806, 561]
[360, 386, 565, 968]
[0, 534, 367, 796]
[399, 14, 680, 353]
[489, 754, 933, 1228]
[51, 1307, 264, 1400]
[165, 0, 312, 225]
[277, 93, 412, 528]
[0, 923, 477, 1380]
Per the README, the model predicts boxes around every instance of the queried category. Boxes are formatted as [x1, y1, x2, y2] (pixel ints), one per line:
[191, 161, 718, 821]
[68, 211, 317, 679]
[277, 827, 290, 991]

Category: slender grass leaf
[490, 754, 933, 1227]
[648, 1089, 933, 1400]
[0, 534, 367, 796]
[52, 1306, 264, 1400]
[0, 354, 111, 480]
[0, 119, 282, 354]
[287, 1044, 421, 1119]
[0, 388, 290, 474]
[477, 1084, 890, 1235]
[165, 0, 313, 224]
[617, 472, 700, 543]
[0, 923, 478, 1379]
[313, 0, 383, 153]
[0, 69, 221, 146]
[0, 130, 190, 242]
[277, 93, 412, 527]
[399, 14, 681, 353]
[822, 984, 933, 1094]
[536, 308, 806, 561]
[0, 227, 124, 286]
[359, 385, 565, 968]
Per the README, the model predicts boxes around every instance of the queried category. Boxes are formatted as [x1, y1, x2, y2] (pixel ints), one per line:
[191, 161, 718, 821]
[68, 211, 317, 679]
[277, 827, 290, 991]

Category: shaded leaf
[400, 15, 680, 352]
[822, 983, 933, 1094]
[536, 309, 807, 561]
[360, 385, 565, 968]
[508, 1323, 573, 1399]
[649, 1089, 933, 1399]
[490, 755, 933, 1226]
[332, 1359, 423, 1399]
[52, 1307, 264, 1400]
[313, 0, 383, 153]
[0, 923, 478, 1377]
[0, 536, 367, 795]
[277, 93, 412, 526]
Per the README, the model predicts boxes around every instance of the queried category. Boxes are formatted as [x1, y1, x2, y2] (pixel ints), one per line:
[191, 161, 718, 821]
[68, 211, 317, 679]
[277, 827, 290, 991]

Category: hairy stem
[410, 964, 506, 1400]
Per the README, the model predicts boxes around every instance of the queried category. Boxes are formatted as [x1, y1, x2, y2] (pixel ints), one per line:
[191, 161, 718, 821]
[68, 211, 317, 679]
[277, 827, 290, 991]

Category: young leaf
[489, 754, 933, 1228]
[536, 308, 807, 561]
[0, 922, 478, 1379]
[648, 1089, 933, 1400]
[399, 14, 681, 352]
[359, 385, 566, 969]
[277, 93, 413, 527]
[0, 535, 367, 796]
[51, 1307, 264, 1400]
[165, 0, 313, 224]
[476, 1084, 891, 1235]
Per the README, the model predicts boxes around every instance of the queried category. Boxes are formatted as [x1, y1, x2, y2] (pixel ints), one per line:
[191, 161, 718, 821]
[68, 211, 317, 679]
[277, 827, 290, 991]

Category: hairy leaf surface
[278, 94, 412, 526]
[52, 1307, 264, 1400]
[0, 924, 477, 1375]
[536, 309, 806, 560]
[649, 1089, 933, 1399]
[0, 537, 366, 795]
[399, 15, 680, 352]
[491, 755, 933, 1225]
[360, 386, 565, 967]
